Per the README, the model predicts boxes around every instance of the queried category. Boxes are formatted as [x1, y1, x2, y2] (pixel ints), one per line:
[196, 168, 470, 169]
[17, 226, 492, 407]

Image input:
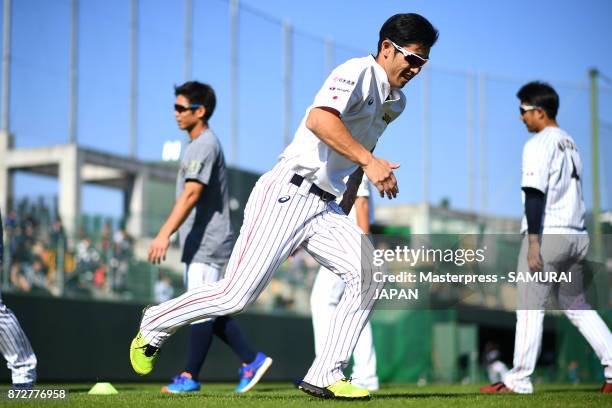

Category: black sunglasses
[174, 103, 203, 113]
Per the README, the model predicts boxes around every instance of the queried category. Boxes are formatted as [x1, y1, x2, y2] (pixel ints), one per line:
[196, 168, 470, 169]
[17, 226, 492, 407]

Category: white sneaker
[352, 380, 379, 392]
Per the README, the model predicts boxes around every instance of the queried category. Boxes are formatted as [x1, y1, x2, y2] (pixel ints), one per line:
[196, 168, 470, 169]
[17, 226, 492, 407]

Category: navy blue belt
[290, 174, 336, 202]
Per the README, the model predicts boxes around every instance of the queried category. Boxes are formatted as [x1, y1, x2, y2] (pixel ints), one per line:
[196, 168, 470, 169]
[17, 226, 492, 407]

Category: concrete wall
[0, 293, 314, 383]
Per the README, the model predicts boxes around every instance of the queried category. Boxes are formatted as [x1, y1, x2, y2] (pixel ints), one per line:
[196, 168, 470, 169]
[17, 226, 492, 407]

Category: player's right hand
[148, 235, 170, 264]
[527, 239, 543, 272]
[362, 156, 400, 199]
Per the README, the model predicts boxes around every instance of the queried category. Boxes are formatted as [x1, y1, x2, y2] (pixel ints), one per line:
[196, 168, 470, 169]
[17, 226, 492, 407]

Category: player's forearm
[527, 234, 540, 245]
[523, 187, 545, 236]
[354, 197, 370, 234]
[158, 191, 199, 238]
[306, 107, 372, 167]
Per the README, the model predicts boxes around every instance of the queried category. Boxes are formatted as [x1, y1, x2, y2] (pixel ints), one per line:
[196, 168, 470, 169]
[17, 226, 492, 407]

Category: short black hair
[377, 13, 439, 54]
[517, 81, 559, 119]
[174, 81, 216, 123]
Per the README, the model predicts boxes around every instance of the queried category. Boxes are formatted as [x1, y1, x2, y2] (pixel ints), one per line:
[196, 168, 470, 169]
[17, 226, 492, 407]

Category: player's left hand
[148, 235, 170, 264]
[362, 156, 400, 200]
[527, 241, 543, 272]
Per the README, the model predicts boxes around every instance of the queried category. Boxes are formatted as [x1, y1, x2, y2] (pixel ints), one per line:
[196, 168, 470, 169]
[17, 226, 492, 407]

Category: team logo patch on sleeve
[186, 160, 203, 175]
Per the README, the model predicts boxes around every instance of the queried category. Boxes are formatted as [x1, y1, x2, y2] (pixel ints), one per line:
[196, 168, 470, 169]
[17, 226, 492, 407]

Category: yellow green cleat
[299, 378, 370, 400]
[129, 332, 158, 375]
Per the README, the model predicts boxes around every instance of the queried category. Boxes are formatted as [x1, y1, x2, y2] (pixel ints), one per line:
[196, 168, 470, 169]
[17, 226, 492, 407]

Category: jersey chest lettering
[557, 138, 577, 152]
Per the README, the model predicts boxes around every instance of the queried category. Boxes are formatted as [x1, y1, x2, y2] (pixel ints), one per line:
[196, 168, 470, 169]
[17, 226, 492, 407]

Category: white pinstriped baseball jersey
[520, 126, 586, 233]
[505, 127, 612, 394]
[137, 54, 402, 389]
[280, 56, 406, 197]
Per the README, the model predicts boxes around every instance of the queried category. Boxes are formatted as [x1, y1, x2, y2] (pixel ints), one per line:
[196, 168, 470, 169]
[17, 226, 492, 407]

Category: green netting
[372, 307, 612, 384]
[370, 309, 482, 383]
[371, 309, 435, 383]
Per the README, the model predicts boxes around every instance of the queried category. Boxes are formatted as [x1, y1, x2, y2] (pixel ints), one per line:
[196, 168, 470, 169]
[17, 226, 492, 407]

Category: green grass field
[1, 382, 609, 407]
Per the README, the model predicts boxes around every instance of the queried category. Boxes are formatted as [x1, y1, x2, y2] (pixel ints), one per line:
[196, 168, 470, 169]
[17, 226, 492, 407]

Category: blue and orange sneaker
[161, 372, 201, 394]
[235, 352, 273, 393]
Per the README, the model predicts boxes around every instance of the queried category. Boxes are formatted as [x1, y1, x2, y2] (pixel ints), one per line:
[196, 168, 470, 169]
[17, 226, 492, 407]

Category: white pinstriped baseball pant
[503, 234, 612, 393]
[0, 302, 37, 385]
[140, 161, 383, 387]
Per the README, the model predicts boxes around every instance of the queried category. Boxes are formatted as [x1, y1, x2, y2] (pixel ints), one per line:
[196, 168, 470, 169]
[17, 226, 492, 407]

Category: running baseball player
[149, 81, 271, 394]
[130, 13, 438, 400]
[310, 174, 379, 391]
[0, 210, 37, 390]
[480, 81, 612, 394]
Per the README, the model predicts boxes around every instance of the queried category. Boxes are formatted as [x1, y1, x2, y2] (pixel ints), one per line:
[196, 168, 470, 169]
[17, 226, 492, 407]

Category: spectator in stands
[10, 259, 50, 295]
[154, 273, 175, 303]
[112, 227, 133, 291]
[48, 218, 66, 253]
[10, 263, 30, 293]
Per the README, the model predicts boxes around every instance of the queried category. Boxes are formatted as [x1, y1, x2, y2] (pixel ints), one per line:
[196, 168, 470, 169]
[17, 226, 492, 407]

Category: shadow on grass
[235, 391, 487, 401]
[219, 395, 308, 401]
[250, 386, 298, 393]
[67, 386, 140, 394]
[539, 387, 601, 393]
[374, 392, 482, 399]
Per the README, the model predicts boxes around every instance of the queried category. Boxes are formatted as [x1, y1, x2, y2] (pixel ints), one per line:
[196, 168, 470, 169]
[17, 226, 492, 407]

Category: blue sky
[5, 0, 612, 220]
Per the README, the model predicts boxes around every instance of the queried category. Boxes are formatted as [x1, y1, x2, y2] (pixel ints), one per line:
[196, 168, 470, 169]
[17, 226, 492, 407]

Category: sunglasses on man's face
[519, 104, 539, 115]
[389, 40, 429, 68]
[174, 104, 203, 113]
